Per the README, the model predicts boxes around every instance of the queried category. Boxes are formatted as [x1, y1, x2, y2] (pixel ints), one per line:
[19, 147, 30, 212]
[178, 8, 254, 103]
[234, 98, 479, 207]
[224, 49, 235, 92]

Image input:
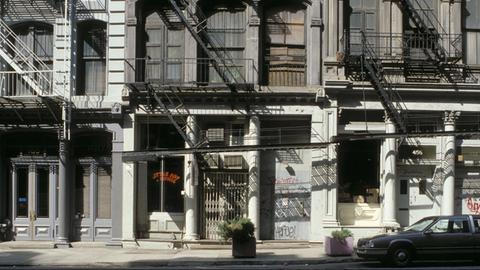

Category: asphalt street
[1, 261, 480, 270]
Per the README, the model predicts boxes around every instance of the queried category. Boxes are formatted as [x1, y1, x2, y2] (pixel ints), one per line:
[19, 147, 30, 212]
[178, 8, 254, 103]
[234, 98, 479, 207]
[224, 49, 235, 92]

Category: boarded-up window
[78, 21, 107, 95]
[144, 11, 184, 83]
[203, 6, 246, 83]
[97, 166, 112, 219]
[265, 5, 306, 86]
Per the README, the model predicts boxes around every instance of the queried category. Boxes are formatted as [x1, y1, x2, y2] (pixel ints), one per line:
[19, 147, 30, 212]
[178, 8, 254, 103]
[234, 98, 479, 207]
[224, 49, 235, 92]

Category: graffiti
[467, 197, 480, 214]
[275, 177, 300, 184]
[275, 224, 296, 239]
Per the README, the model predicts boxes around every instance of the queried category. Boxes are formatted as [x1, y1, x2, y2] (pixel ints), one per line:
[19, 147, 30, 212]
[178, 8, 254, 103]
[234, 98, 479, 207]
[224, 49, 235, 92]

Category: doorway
[11, 159, 57, 241]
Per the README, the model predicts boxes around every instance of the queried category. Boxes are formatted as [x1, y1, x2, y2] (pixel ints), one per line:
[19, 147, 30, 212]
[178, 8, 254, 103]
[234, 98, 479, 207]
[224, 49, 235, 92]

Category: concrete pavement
[0, 241, 361, 267]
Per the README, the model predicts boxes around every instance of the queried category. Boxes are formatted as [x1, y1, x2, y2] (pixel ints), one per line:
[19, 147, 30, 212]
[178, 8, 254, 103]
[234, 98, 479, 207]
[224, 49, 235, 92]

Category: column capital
[443, 111, 460, 125]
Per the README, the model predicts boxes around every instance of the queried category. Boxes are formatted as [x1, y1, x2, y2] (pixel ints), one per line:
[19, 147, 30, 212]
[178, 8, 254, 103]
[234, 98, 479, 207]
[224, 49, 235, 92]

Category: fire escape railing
[0, 18, 55, 96]
[399, 0, 477, 83]
[359, 31, 407, 133]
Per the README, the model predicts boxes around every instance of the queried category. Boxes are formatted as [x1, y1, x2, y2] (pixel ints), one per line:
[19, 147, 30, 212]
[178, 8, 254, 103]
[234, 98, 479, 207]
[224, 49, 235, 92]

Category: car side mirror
[424, 229, 433, 235]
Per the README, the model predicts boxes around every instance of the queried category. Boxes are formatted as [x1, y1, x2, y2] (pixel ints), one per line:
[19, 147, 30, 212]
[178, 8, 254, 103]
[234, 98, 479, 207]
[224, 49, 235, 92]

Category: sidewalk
[0, 241, 360, 267]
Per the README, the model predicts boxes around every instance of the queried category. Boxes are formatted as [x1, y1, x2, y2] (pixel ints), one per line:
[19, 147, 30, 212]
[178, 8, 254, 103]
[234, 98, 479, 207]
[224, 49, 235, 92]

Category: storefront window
[147, 157, 184, 213]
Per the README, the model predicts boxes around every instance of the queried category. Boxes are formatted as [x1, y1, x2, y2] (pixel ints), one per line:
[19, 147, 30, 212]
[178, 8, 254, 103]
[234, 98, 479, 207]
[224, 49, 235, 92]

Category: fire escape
[131, 0, 253, 166]
[345, 0, 478, 134]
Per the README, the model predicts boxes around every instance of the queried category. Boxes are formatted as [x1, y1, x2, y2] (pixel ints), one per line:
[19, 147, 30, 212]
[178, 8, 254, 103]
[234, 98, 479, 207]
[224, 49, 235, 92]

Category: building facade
[1, 0, 480, 246]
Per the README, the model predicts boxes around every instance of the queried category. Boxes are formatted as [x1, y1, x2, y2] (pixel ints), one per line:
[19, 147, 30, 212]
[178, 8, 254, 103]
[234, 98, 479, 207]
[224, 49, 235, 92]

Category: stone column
[125, 0, 137, 83]
[55, 139, 71, 247]
[322, 108, 339, 227]
[441, 111, 458, 215]
[382, 116, 399, 227]
[307, 0, 322, 85]
[107, 124, 124, 247]
[247, 116, 260, 239]
[324, 0, 345, 80]
[310, 107, 328, 240]
[184, 116, 199, 240]
[122, 114, 136, 246]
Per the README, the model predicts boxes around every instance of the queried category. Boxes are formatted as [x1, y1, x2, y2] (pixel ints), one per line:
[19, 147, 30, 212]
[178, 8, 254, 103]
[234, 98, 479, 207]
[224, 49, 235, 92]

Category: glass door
[12, 163, 56, 240]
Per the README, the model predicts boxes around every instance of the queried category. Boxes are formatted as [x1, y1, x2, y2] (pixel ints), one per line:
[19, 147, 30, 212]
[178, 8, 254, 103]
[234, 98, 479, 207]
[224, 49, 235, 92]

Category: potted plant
[324, 228, 354, 256]
[218, 217, 256, 258]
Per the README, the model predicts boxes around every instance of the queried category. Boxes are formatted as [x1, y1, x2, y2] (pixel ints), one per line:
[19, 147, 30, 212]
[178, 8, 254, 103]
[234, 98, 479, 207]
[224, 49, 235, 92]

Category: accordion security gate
[200, 171, 249, 240]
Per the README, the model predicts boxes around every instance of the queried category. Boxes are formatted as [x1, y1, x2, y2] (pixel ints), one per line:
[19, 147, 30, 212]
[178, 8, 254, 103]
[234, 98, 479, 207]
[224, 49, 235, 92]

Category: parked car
[356, 215, 480, 267]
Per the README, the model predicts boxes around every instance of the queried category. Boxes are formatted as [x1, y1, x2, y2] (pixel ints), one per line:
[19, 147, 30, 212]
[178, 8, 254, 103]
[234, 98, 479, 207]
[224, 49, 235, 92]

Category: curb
[0, 256, 362, 268]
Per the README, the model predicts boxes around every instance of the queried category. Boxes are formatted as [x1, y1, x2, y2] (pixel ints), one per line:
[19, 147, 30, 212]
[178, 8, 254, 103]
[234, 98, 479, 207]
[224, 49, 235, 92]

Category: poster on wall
[273, 151, 311, 240]
[456, 175, 480, 215]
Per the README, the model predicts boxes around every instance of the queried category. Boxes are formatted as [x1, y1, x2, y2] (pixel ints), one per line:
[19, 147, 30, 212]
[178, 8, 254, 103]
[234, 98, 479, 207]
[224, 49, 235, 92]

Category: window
[75, 163, 112, 220]
[264, 3, 306, 86]
[404, 0, 440, 62]
[348, 0, 378, 56]
[77, 21, 107, 95]
[474, 218, 480, 233]
[400, 179, 408, 195]
[231, 124, 245, 146]
[201, 4, 246, 84]
[430, 217, 470, 233]
[147, 157, 184, 213]
[464, 0, 480, 64]
[419, 179, 427, 195]
[144, 11, 184, 83]
[9, 24, 53, 96]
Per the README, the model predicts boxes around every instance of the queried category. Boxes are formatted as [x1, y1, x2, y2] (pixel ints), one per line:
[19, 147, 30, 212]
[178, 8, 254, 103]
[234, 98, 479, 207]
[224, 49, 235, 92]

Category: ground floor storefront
[0, 124, 123, 244]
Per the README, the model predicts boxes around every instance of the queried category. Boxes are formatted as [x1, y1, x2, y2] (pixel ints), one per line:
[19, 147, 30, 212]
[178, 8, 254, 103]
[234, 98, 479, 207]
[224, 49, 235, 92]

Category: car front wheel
[390, 247, 412, 267]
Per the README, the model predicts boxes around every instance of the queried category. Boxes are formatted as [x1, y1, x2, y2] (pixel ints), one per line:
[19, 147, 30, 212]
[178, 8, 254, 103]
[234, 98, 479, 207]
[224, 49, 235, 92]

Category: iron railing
[0, 70, 54, 96]
[345, 32, 463, 61]
[126, 58, 255, 88]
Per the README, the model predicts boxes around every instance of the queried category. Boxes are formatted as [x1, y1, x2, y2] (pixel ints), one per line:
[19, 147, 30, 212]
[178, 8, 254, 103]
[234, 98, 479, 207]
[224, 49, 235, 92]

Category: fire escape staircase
[147, 86, 218, 168]
[360, 32, 407, 134]
[0, 18, 54, 96]
[399, 0, 477, 83]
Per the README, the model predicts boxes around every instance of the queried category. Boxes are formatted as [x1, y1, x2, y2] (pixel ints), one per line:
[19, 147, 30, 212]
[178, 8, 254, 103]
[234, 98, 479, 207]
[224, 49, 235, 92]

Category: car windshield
[404, 217, 436, 232]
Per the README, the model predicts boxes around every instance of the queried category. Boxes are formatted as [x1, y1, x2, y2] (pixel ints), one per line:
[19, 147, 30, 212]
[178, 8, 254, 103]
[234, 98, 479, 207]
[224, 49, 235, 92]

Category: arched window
[77, 21, 107, 95]
[263, 3, 306, 86]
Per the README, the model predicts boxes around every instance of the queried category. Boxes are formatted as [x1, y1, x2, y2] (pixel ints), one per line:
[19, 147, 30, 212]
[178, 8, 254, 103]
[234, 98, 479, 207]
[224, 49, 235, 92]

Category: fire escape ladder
[0, 18, 53, 96]
[148, 86, 218, 168]
[361, 32, 407, 134]
[167, 0, 247, 92]
[400, 0, 477, 83]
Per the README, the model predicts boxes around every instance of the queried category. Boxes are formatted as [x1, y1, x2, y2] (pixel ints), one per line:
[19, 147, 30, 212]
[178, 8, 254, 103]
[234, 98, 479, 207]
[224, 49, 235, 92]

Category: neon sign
[152, 171, 181, 184]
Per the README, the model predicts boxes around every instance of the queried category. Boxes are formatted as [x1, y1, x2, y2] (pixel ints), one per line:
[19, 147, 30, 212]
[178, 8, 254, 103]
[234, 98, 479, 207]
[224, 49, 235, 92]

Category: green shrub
[217, 217, 255, 243]
[331, 229, 353, 241]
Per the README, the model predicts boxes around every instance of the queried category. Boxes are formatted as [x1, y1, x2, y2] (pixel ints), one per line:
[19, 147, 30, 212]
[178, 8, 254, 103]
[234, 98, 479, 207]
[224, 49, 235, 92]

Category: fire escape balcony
[126, 58, 255, 92]
[344, 32, 474, 83]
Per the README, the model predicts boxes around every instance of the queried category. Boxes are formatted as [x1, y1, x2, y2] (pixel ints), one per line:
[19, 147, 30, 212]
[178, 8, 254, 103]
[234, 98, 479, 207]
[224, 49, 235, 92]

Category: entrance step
[0, 241, 55, 249]
[144, 231, 183, 240]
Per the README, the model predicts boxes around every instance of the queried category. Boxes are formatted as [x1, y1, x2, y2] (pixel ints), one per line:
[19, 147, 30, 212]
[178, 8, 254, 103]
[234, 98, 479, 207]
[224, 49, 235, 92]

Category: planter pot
[324, 236, 353, 256]
[232, 237, 256, 258]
